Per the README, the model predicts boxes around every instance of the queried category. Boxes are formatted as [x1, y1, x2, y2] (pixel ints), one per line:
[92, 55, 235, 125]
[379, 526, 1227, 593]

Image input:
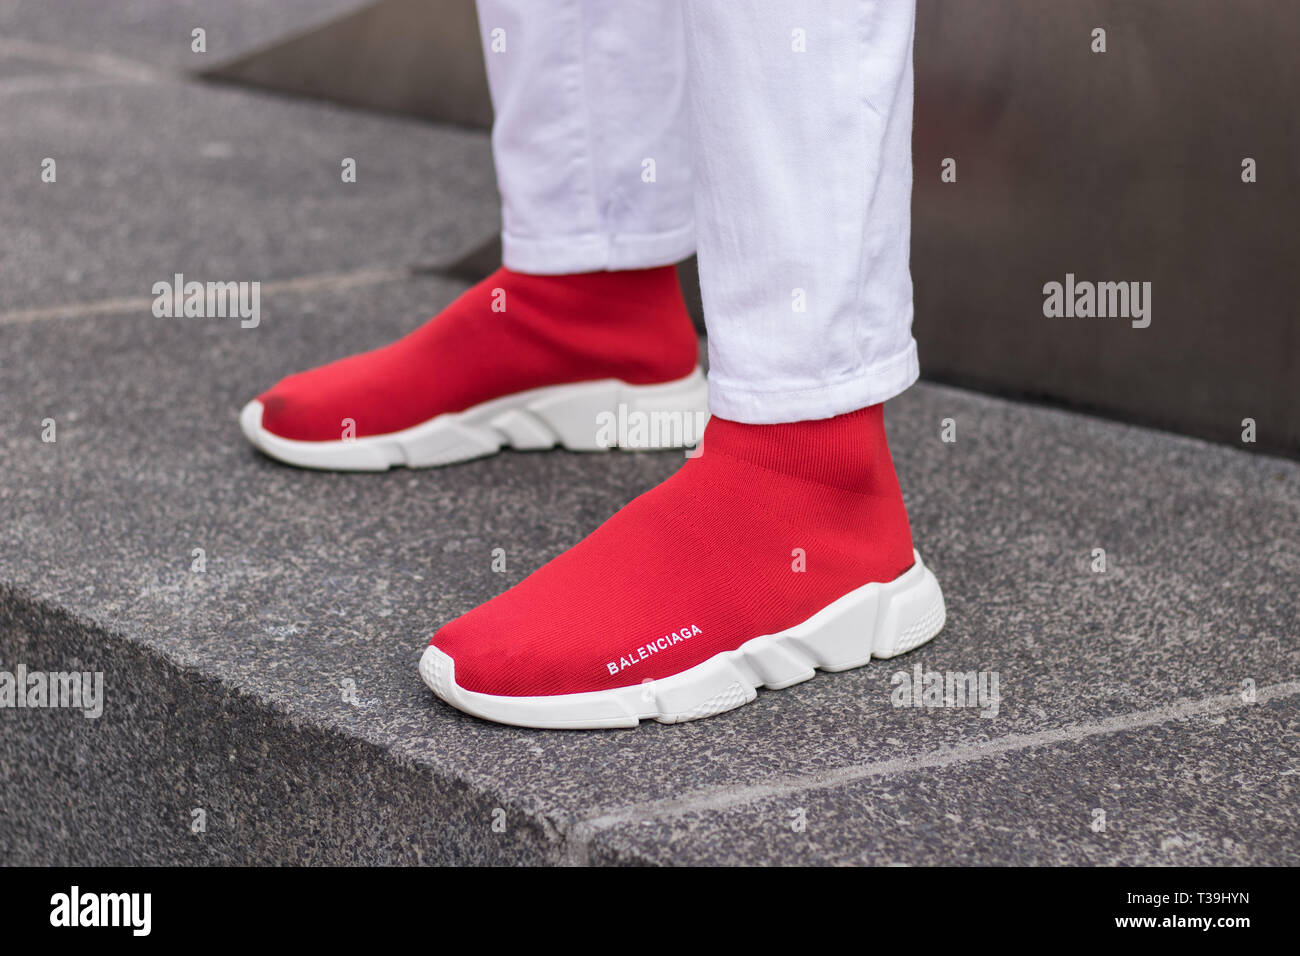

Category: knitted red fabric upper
[430, 405, 916, 697]
[257, 266, 698, 441]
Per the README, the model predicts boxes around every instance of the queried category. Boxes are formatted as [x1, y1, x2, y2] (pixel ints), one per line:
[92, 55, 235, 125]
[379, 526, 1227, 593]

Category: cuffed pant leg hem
[707, 340, 920, 424]
[502, 222, 695, 274]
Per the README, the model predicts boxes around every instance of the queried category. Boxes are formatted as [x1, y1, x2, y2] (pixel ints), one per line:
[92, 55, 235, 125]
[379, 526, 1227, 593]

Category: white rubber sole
[419, 550, 946, 730]
[240, 368, 708, 471]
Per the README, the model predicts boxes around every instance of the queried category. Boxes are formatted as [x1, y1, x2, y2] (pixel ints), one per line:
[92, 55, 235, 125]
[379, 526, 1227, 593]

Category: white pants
[477, 0, 918, 424]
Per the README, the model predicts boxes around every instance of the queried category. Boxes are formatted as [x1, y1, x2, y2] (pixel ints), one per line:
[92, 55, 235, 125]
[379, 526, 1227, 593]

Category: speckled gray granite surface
[1, 14, 1297, 864]
[579, 694, 1300, 866]
[0, 0, 363, 73]
[0, 52, 496, 315]
[1, 269, 1295, 864]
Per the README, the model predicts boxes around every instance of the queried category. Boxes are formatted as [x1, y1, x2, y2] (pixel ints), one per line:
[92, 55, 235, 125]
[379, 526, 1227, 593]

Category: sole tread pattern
[421, 549, 947, 729]
[241, 368, 708, 471]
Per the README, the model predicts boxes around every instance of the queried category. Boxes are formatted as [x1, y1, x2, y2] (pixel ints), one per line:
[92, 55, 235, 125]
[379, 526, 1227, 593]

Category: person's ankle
[696, 405, 916, 580]
[489, 264, 698, 385]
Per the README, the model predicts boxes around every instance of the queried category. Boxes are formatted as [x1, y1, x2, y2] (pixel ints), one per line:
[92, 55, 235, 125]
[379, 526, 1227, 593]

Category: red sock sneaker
[420, 404, 946, 728]
[240, 266, 706, 470]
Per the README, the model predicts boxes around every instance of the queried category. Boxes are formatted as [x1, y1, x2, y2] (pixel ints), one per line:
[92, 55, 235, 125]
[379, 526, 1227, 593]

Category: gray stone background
[0, 0, 1296, 865]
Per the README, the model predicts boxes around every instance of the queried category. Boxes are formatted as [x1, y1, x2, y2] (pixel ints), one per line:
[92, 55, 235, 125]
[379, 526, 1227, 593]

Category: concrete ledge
[0, 591, 557, 865]
[2, 272, 1296, 863]
[1, 20, 1296, 864]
